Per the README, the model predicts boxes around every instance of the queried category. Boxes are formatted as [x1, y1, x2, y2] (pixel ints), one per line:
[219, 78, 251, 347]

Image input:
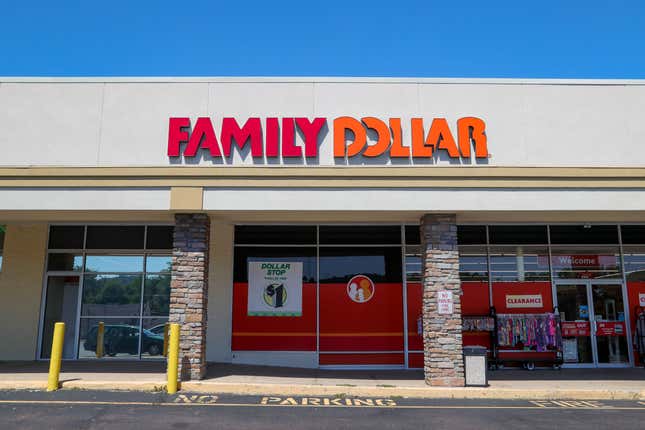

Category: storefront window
[459, 245, 488, 281]
[319, 237, 404, 365]
[46, 254, 83, 271]
[489, 225, 548, 245]
[85, 226, 145, 249]
[143, 273, 171, 316]
[232, 225, 406, 366]
[319, 247, 401, 283]
[550, 225, 619, 245]
[234, 247, 317, 283]
[41, 225, 173, 360]
[404, 225, 420, 246]
[404, 245, 421, 283]
[235, 225, 317, 245]
[457, 226, 487, 245]
[482, 227, 553, 319]
[81, 274, 143, 317]
[623, 245, 645, 281]
[550, 246, 621, 279]
[0, 225, 5, 271]
[233, 244, 317, 352]
[489, 246, 550, 282]
[85, 255, 144, 273]
[48, 226, 84, 249]
[319, 225, 401, 245]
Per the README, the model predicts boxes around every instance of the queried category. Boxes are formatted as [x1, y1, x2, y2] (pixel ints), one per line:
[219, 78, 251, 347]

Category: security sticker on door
[248, 261, 303, 316]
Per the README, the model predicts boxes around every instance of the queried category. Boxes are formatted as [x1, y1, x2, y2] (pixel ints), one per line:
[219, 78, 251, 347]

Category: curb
[0, 380, 642, 400]
[180, 382, 645, 401]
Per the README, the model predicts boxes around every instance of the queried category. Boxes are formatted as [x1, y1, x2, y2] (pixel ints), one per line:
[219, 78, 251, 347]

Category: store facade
[1, 77, 645, 386]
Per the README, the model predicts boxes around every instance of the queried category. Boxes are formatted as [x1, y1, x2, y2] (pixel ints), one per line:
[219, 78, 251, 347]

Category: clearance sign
[167, 116, 488, 160]
[506, 294, 544, 309]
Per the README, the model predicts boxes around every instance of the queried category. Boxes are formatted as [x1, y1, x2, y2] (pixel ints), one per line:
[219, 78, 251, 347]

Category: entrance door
[40, 276, 80, 359]
[591, 284, 629, 365]
[556, 281, 630, 367]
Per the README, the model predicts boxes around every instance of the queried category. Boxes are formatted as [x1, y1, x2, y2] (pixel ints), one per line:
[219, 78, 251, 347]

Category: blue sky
[1, 1, 643, 77]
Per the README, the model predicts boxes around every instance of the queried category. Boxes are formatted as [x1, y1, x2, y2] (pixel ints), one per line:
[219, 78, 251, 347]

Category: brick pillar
[170, 213, 210, 380]
[420, 214, 464, 387]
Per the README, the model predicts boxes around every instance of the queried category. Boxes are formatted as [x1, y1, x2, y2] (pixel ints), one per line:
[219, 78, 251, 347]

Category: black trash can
[463, 346, 488, 387]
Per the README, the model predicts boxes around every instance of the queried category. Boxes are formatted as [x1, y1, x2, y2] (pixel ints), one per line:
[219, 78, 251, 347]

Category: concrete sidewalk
[1, 361, 644, 400]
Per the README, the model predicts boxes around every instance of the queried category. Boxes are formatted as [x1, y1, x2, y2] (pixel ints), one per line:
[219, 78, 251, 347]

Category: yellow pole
[47, 322, 65, 392]
[166, 323, 180, 394]
[163, 322, 170, 357]
[96, 322, 105, 358]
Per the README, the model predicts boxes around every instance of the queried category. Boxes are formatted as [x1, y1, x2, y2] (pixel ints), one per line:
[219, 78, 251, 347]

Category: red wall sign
[167, 116, 488, 160]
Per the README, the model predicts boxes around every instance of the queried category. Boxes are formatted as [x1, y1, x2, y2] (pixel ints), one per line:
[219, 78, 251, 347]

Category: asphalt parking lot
[0, 390, 643, 429]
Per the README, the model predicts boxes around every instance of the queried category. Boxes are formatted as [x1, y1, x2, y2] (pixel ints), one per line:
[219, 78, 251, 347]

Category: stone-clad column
[420, 214, 465, 387]
[170, 213, 210, 380]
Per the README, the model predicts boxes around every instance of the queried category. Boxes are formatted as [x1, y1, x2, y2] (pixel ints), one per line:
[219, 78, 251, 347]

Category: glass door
[556, 283, 594, 365]
[556, 281, 630, 367]
[40, 276, 80, 359]
[591, 283, 629, 365]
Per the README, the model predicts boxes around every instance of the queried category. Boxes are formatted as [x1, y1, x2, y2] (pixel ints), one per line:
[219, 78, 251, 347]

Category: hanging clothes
[462, 316, 495, 332]
[496, 313, 562, 351]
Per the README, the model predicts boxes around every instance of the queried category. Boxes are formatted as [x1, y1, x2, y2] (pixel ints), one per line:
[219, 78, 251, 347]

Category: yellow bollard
[96, 322, 105, 358]
[166, 323, 180, 394]
[47, 322, 65, 392]
[163, 322, 170, 357]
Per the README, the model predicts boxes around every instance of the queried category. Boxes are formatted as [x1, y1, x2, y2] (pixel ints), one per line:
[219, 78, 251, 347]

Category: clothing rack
[462, 315, 495, 332]
[491, 307, 563, 370]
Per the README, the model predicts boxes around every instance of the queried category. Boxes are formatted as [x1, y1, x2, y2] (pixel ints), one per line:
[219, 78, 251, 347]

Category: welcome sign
[247, 261, 303, 316]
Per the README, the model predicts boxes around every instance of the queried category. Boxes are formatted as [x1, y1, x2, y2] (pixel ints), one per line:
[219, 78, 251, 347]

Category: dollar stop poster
[247, 261, 303, 316]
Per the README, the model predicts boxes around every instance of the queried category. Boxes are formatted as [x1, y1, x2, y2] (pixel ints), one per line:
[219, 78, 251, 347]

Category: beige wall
[2, 78, 645, 168]
[0, 223, 47, 360]
[206, 219, 234, 362]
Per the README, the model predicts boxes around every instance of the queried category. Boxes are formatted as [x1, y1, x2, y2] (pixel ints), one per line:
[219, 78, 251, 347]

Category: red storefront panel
[461, 281, 493, 353]
[232, 282, 317, 351]
[627, 281, 645, 364]
[319, 353, 405, 365]
[462, 281, 490, 316]
[406, 282, 423, 368]
[407, 352, 424, 368]
[319, 282, 404, 353]
[492, 282, 553, 314]
[406, 282, 423, 351]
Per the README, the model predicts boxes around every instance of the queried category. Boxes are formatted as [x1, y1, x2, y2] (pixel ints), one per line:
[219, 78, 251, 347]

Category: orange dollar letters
[411, 118, 432, 157]
[361, 117, 391, 157]
[388, 118, 409, 157]
[334, 117, 366, 157]
[458, 117, 488, 158]
[431, 118, 459, 158]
